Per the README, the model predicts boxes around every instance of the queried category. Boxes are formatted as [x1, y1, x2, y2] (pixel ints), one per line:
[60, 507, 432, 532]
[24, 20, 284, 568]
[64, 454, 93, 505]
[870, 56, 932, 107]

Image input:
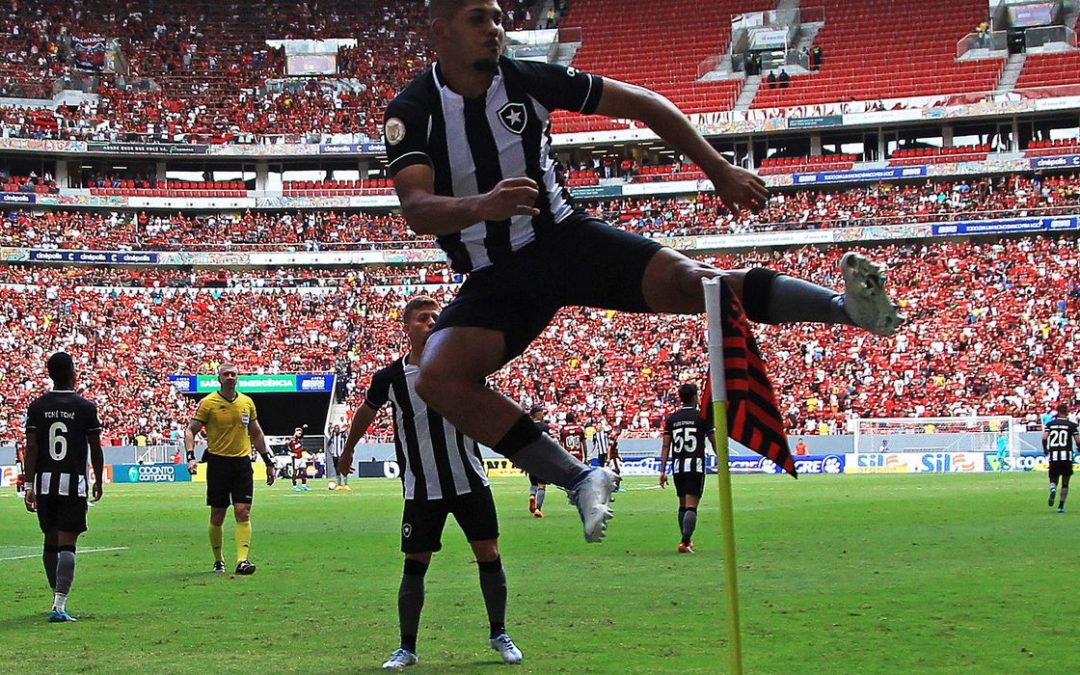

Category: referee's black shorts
[36, 496, 88, 534]
[400, 487, 499, 554]
[673, 472, 706, 498]
[205, 453, 255, 507]
[434, 212, 663, 363]
[1049, 460, 1074, 483]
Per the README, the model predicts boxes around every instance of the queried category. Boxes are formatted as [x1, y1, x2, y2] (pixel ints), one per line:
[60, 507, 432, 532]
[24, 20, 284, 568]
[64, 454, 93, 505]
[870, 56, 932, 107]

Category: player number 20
[48, 421, 69, 461]
[1048, 429, 1069, 450]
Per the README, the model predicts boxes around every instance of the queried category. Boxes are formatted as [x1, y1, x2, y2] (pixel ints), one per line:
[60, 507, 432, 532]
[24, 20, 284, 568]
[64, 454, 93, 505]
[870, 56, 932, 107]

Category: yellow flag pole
[702, 277, 743, 675]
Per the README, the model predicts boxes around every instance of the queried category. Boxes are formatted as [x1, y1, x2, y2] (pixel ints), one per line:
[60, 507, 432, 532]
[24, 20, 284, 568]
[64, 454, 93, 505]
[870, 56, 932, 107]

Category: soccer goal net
[852, 416, 1017, 455]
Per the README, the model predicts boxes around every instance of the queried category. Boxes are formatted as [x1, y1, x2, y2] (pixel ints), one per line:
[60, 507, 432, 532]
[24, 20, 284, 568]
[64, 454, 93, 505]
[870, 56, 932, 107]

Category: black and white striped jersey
[365, 356, 488, 501]
[1045, 417, 1079, 462]
[664, 407, 712, 474]
[25, 390, 101, 498]
[384, 56, 604, 273]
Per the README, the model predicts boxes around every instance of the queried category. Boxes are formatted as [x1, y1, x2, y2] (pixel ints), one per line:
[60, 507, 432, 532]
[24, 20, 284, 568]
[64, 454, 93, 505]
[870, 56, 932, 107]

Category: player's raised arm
[247, 419, 275, 486]
[590, 77, 768, 214]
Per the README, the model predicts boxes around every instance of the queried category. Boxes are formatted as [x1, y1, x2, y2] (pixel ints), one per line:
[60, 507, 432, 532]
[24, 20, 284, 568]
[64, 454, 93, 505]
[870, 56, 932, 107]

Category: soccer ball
[327, 481, 337, 491]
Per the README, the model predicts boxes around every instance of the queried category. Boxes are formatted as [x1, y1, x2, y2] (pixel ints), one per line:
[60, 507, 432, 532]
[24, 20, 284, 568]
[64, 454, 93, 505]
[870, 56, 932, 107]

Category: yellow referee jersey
[193, 390, 257, 458]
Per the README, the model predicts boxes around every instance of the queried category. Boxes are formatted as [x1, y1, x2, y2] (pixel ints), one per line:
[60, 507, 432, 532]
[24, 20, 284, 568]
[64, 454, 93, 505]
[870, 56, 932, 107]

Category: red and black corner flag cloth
[701, 280, 797, 478]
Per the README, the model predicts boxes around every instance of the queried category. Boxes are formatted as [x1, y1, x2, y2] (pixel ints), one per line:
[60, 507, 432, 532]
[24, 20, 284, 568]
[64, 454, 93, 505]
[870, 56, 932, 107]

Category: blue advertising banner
[793, 166, 927, 185]
[28, 250, 160, 264]
[297, 374, 334, 392]
[0, 192, 35, 204]
[169, 373, 333, 394]
[610, 454, 844, 476]
[319, 142, 386, 155]
[112, 463, 191, 483]
[932, 215, 1078, 237]
[1028, 154, 1080, 170]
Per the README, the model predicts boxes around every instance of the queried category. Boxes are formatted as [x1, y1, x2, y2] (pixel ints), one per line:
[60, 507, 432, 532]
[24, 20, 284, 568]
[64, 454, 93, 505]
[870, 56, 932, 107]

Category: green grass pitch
[0, 473, 1066, 673]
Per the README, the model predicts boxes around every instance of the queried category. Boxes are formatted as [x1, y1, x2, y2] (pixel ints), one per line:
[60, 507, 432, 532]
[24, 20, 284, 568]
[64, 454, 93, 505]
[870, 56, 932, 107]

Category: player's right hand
[659, 473, 667, 488]
[92, 480, 103, 502]
[24, 486, 36, 512]
[187, 459, 198, 475]
[480, 177, 540, 220]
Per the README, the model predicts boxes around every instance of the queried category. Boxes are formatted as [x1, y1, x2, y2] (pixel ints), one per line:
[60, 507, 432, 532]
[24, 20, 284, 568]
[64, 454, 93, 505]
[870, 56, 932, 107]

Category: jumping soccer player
[386, 0, 902, 543]
[1043, 404, 1080, 513]
[337, 296, 522, 670]
[527, 405, 548, 518]
[185, 363, 276, 575]
[659, 384, 714, 553]
[22, 352, 104, 622]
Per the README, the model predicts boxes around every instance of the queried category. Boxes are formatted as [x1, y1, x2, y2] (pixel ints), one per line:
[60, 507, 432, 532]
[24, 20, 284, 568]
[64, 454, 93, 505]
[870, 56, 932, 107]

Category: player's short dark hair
[678, 383, 699, 404]
[1058, 403, 1070, 415]
[429, 0, 471, 21]
[218, 362, 238, 374]
[402, 295, 439, 323]
[529, 404, 544, 417]
[46, 351, 75, 383]
[565, 411, 577, 423]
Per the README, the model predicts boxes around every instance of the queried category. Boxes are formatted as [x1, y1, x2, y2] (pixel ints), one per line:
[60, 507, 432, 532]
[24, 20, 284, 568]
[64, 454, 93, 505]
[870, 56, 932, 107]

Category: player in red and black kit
[289, 426, 310, 492]
[527, 405, 548, 518]
[559, 412, 587, 463]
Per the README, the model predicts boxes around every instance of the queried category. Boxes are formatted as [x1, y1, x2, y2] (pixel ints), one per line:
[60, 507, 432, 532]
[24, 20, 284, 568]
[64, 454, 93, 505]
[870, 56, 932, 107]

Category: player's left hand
[24, 486, 36, 512]
[710, 162, 769, 214]
[265, 466, 276, 487]
[92, 480, 103, 502]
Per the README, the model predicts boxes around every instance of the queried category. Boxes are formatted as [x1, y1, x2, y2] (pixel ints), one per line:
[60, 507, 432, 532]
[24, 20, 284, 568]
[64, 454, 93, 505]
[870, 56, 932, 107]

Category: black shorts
[36, 496, 88, 534]
[1049, 460, 1074, 482]
[434, 213, 664, 363]
[673, 472, 706, 498]
[528, 473, 545, 487]
[401, 487, 499, 554]
[205, 454, 255, 508]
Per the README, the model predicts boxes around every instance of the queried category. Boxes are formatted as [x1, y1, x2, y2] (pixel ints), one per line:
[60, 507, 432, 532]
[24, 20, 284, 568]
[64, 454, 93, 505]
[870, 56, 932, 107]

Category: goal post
[852, 416, 1018, 456]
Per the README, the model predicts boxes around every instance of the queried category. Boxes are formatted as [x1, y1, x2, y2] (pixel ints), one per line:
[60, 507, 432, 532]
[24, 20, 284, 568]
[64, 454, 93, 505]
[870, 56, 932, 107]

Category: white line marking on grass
[0, 546, 129, 562]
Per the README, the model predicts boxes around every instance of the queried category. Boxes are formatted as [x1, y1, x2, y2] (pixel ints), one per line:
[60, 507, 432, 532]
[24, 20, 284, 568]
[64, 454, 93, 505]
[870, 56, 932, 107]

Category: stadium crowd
[0, 0, 541, 143]
[2, 174, 1079, 250]
[1, 235, 1077, 447]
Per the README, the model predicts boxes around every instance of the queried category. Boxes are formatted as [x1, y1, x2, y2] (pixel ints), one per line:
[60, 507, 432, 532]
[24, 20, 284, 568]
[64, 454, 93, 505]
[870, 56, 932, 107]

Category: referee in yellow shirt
[184, 363, 276, 574]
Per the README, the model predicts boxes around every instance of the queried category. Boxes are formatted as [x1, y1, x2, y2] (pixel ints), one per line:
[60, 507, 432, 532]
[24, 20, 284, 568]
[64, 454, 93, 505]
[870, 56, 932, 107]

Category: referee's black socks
[494, 414, 589, 488]
[43, 542, 60, 591]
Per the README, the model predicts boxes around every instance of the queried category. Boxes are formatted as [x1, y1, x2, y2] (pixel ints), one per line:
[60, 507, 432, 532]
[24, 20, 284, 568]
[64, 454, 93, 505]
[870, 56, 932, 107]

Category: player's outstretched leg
[836, 252, 903, 336]
[384, 557, 426, 670]
[569, 468, 619, 543]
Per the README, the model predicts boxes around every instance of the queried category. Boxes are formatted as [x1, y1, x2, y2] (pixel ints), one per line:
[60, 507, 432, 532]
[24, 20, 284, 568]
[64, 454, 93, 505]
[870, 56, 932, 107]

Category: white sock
[53, 592, 67, 612]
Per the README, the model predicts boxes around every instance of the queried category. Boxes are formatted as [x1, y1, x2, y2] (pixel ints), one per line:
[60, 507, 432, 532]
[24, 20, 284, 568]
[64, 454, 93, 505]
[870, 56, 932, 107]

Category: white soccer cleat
[490, 632, 523, 664]
[570, 468, 618, 543]
[381, 648, 418, 671]
[839, 252, 903, 337]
